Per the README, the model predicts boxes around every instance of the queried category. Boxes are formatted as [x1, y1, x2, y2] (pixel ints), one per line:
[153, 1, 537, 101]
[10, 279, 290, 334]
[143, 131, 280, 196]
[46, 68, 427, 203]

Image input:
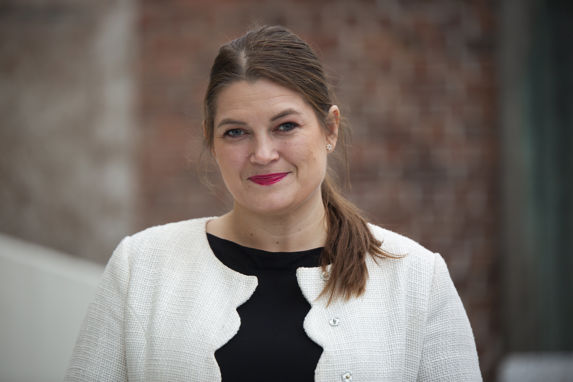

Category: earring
[326, 143, 333, 152]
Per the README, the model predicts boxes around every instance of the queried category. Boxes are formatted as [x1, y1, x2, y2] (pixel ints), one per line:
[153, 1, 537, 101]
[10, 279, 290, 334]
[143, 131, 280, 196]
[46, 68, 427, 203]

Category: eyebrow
[270, 108, 302, 122]
[216, 118, 247, 129]
[216, 108, 302, 129]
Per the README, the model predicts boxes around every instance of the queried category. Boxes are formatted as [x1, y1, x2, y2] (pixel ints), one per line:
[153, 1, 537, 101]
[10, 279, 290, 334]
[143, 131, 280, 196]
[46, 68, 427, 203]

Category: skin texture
[206, 79, 339, 252]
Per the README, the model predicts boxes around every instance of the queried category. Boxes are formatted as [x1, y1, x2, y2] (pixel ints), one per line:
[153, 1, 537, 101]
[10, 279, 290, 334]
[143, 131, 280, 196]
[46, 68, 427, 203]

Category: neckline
[206, 233, 324, 256]
[207, 233, 322, 274]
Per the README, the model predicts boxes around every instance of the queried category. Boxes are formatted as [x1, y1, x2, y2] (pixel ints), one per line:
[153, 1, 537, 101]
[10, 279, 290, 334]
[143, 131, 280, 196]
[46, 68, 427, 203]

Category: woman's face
[211, 79, 338, 216]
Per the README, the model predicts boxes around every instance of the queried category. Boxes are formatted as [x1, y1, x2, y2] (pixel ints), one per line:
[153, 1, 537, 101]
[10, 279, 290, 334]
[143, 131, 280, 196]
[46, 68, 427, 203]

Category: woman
[66, 26, 481, 381]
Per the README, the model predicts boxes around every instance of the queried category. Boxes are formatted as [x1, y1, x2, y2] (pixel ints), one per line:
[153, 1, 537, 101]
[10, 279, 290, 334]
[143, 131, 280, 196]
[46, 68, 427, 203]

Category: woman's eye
[223, 128, 245, 138]
[276, 122, 298, 132]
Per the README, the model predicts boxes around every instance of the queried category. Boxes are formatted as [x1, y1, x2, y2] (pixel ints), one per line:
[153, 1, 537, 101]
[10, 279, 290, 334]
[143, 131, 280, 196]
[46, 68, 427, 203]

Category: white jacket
[65, 217, 482, 381]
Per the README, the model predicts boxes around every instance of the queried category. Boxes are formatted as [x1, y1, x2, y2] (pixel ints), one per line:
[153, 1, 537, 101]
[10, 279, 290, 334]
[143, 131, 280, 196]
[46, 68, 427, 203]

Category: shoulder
[364, 223, 453, 305]
[367, 222, 438, 272]
[127, 217, 213, 246]
[364, 223, 460, 320]
[108, 217, 215, 270]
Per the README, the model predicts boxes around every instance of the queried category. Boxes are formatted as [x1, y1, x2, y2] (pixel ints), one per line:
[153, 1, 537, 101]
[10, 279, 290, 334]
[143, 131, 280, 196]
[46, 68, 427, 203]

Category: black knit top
[207, 233, 323, 382]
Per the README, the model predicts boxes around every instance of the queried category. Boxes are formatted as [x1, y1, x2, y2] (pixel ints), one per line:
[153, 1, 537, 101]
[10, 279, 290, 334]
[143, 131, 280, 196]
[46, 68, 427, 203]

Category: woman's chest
[123, 267, 425, 382]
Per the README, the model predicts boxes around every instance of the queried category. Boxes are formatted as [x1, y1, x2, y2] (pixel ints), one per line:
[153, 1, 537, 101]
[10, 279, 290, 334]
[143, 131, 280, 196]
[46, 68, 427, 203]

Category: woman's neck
[207, 196, 327, 252]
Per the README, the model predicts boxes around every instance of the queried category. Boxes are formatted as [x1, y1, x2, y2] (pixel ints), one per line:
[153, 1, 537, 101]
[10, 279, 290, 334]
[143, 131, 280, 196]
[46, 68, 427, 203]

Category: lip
[248, 172, 289, 186]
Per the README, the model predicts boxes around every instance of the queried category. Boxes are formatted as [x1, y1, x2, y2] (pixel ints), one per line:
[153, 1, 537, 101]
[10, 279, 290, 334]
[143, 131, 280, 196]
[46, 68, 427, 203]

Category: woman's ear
[326, 105, 340, 147]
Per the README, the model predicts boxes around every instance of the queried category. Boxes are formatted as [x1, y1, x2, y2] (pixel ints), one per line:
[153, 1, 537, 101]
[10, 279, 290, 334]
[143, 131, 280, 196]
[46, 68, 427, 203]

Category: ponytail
[319, 176, 397, 303]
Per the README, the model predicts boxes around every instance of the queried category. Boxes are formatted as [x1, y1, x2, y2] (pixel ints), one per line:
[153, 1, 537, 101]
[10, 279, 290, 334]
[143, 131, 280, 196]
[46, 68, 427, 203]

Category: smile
[248, 172, 289, 186]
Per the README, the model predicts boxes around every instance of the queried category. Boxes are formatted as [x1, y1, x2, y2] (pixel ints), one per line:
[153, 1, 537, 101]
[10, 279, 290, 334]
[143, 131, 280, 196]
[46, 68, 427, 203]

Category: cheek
[289, 141, 328, 173]
[214, 147, 245, 176]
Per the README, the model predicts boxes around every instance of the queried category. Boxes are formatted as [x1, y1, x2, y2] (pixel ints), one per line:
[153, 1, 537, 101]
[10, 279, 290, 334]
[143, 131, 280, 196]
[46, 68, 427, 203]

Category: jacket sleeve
[417, 254, 482, 382]
[64, 237, 131, 382]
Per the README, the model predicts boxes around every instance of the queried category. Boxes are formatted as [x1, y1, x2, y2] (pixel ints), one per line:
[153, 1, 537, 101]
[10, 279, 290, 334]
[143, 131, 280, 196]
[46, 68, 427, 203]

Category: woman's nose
[249, 136, 279, 165]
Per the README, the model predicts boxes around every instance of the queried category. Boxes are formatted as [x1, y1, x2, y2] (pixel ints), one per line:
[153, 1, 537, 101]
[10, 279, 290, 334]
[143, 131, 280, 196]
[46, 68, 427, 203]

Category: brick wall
[138, 0, 500, 378]
[0, 0, 136, 262]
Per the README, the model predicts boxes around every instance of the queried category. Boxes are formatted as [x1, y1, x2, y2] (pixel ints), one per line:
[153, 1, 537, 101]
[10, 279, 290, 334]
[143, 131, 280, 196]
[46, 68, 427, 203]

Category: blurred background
[0, 0, 571, 381]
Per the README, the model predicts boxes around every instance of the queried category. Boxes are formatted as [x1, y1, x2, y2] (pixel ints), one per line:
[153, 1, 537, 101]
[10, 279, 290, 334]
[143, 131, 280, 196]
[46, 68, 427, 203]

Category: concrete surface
[0, 233, 104, 382]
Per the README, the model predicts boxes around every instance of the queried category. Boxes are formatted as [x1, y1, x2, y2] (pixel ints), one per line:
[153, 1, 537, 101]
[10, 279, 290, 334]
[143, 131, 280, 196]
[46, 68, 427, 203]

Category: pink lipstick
[248, 172, 289, 186]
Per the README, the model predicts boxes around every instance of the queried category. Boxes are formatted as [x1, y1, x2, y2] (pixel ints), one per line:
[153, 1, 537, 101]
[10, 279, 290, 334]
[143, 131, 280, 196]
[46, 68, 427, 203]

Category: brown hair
[203, 25, 395, 302]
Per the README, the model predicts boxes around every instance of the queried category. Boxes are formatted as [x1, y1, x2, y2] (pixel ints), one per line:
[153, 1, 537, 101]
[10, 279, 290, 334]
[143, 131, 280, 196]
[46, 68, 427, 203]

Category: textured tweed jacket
[65, 217, 482, 381]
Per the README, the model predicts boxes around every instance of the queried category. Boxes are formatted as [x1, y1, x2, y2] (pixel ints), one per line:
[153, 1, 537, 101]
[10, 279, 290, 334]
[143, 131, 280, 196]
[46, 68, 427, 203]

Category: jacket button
[341, 371, 352, 381]
[320, 271, 330, 281]
[329, 317, 340, 327]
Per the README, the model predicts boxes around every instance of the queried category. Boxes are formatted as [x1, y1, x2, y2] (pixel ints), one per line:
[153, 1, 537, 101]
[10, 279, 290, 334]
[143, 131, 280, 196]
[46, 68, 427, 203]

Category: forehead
[215, 79, 312, 122]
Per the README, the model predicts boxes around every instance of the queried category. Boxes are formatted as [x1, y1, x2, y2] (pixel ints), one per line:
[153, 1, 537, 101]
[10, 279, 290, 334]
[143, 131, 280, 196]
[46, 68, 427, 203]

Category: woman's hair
[203, 25, 394, 302]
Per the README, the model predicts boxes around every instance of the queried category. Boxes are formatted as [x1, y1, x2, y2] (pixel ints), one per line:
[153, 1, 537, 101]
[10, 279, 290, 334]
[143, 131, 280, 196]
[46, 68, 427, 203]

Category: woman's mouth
[248, 172, 289, 186]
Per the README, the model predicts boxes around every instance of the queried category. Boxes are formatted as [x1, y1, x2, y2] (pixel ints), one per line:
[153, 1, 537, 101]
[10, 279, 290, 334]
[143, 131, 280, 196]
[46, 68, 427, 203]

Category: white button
[320, 271, 330, 281]
[341, 371, 352, 381]
[329, 317, 340, 326]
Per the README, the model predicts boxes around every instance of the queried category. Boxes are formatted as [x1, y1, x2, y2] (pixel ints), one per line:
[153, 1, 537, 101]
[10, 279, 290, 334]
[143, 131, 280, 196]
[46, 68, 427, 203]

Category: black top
[207, 233, 323, 382]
